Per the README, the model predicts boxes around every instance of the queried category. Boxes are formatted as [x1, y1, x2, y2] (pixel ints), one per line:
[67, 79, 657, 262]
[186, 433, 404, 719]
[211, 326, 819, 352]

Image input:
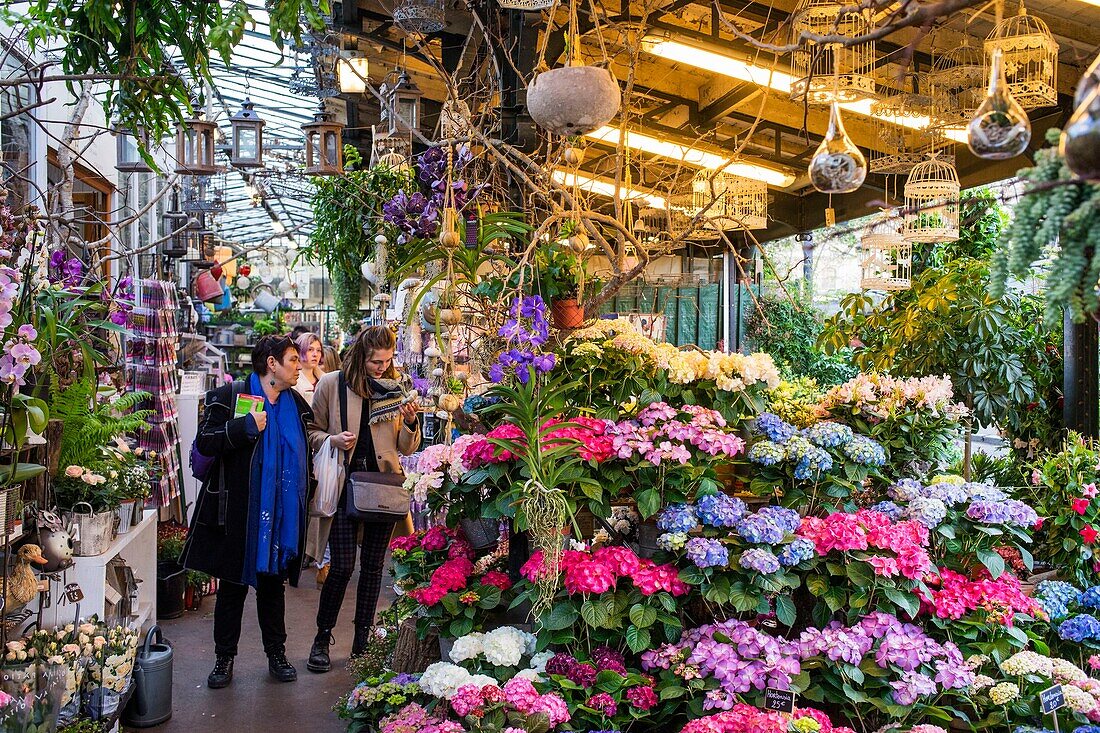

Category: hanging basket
[527, 66, 621, 136]
[392, 0, 446, 34]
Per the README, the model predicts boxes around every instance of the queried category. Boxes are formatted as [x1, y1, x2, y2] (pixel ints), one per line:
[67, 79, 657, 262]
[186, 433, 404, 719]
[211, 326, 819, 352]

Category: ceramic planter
[527, 66, 620, 136]
[551, 297, 585, 329]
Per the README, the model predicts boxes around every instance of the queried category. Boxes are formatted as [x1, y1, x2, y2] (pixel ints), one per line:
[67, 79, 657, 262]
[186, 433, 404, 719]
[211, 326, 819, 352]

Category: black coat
[180, 381, 314, 587]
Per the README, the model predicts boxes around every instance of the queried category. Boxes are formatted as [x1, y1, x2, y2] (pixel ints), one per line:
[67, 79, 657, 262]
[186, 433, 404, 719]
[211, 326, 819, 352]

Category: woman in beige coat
[304, 326, 420, 673]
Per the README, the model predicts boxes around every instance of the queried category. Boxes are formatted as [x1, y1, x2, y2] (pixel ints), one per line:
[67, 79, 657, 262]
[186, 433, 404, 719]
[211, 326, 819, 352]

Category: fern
[49, 377, 154, 470]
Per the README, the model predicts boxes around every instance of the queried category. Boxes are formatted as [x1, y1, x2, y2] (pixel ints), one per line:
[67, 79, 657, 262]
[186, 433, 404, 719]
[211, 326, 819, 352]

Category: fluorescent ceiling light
[644, 37, 970, 144]
[584, 126, 797, 188]
[551, 169, 668, 209]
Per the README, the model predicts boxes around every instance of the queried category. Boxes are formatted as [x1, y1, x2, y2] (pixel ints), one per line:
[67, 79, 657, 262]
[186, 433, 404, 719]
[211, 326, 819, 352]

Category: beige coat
[303, 370, 420, 562]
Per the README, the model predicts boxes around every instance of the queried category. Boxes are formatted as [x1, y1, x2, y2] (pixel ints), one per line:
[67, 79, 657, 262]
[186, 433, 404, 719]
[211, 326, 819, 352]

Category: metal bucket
[116, 501, 136, 535]
[65, 502, 117, 556]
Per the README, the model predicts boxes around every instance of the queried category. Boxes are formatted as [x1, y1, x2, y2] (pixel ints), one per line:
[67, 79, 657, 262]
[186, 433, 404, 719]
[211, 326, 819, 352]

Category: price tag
[1040, 684, 1065, 714]
[63, 583, 84, 604]
[764, 687, 796, 714]
[180, 371, 205, 395]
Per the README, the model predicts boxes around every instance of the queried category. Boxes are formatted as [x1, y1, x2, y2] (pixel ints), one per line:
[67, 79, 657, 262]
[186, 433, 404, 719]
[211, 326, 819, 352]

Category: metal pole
[1063, 312, 1099, 437]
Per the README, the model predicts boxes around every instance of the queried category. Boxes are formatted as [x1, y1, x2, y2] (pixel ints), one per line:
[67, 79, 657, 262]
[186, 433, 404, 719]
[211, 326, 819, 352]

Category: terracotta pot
[551, 298, 585, 329]
[527, 66, 621, 136]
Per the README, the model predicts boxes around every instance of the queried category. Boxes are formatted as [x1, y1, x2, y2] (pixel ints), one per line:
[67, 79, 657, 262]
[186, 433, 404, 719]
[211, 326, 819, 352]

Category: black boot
[351, 626, 370, 657]
[267, 648, 297, 682]
[207, 655, 234, 689]
[307, 630, 333, 673]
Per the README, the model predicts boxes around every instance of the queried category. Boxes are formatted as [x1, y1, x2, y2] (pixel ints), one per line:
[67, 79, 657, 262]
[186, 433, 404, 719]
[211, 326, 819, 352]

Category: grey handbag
[339, 372, 411, 522]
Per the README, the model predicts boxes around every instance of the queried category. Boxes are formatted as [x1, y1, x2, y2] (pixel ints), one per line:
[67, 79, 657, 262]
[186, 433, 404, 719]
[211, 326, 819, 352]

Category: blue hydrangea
[755, 413, 795, 444]
[696, 493, 747, 528]
[1059, 613, 1100, 642]
[656, 503, 697, 533]
[889, 478, 925, 502]
[777, 538, 816, 567]
[748, 440, 786, 466]
[1037, 580, 1082, 621]
[923, 481, 971, 505]
[802, 421, 854, 448]
[1073, 726, 1100, 733]
[843, 435, 886, 466]
[685, 537, 729, 568]
[757, 505, 801, 533]
[965, 483, 1008, 502]
[1012, 728, 1055, 733]
[739, 547, 781, 574]
[869, 501, 904, 521]
[736, 512, 787, 545]
[657, 532, 688, 551]
[786, 436, 832, 479]
[907, 496, 948, 529]
[1080, 586, 1100, 610]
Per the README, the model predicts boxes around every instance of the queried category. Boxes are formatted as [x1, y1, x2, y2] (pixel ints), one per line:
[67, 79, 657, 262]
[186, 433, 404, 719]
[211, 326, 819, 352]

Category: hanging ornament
[431, 367, 445, 378]
[808, 102, 866, 194]
[567, 230, 590, 254]
[375, 233, 389, 246]
[440, 207, 462, 249]
[967, 48, 1031, 160]
[1061, 85, 1100, 180]
[562, 144, 584, 167]
[236, 275, 251, 290]
[438, 394, 462, 413]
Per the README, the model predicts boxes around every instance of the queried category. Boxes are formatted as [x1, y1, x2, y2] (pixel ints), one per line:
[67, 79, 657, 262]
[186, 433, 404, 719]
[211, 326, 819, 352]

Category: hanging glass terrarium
[808, 102, 867, 194]
[967, 47, 1031, 160]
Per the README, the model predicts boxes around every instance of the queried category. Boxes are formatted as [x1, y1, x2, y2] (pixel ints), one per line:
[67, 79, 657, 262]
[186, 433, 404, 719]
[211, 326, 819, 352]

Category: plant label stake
[63, 583, 83, 604]
[1040, 684, 1065, 732]
[764, 687, 796, 714]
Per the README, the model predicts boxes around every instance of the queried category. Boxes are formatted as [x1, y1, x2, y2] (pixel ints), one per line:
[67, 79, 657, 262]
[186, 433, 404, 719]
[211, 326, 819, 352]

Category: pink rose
[64, 465, 83, 478]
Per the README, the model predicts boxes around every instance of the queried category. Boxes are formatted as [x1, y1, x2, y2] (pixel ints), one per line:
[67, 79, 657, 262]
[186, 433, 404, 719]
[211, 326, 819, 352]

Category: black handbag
[338, 373, 411, 522]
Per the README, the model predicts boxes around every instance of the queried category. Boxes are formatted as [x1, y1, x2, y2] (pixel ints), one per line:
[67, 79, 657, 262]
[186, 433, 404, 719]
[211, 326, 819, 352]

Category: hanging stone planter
[527, 66, 621, 136]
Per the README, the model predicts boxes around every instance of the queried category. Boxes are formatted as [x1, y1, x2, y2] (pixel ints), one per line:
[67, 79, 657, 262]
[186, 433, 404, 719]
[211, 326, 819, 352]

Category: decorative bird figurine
[4, 544, 47, 612]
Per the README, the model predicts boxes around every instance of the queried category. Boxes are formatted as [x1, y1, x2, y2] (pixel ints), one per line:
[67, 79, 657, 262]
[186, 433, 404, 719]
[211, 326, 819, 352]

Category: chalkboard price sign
[764, 687, 796, 714]
[1040, 684, 1065, 714]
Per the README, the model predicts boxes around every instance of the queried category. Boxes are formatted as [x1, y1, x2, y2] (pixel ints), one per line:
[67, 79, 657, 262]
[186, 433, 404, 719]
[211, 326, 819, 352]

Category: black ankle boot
[307, 630, 333, 673]
[207, 655, 234, 689]
[268, 649, 297, 682]
[351, 626, 370, 657]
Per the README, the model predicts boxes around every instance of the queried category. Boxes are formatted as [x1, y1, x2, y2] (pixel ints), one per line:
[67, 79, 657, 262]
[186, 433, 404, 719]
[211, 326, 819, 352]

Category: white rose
[80, 474, 97, 485]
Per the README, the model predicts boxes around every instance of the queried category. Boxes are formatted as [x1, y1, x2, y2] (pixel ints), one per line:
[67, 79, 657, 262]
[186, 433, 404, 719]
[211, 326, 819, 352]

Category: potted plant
[54, 465, 121, 556]
[156, 523, 189, 619]
[537, 242, 586, 329]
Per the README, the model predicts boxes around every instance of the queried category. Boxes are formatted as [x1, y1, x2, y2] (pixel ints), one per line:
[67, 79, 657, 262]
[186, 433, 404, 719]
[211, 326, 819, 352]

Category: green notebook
[234, 394, 265, 417]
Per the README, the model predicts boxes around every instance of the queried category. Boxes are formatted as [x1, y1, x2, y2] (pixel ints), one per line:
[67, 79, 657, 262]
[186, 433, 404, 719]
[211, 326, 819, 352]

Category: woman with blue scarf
[181, 335, 313, 689]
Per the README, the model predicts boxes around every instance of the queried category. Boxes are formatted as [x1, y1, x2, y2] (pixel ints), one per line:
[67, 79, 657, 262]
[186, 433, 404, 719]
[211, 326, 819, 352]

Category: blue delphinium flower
[748, 440, 786, 466]
[657, 503, 698, 533]
[755, 413, 795, 444]
[696, 493, 747, 528]
[777, 538, 816, 567]
[1058, 613, 1100, 642]
[739, 548, 781, 574]
[685, 537, 729, 569]
[870, 501, 904, 521]
[802, 421, 854, 449]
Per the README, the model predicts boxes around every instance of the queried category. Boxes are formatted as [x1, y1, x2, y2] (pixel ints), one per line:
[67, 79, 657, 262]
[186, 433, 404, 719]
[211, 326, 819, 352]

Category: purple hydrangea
[686, 537, 729, 568]
[755, 413, 795, 444]
[695, 493, 747, 528]
[757, 505, 801, 533]
[890, 671, 938, 706]
[1059, 614, 1100, 642]
[965, 499, 1039, 527]
[738, 548, 780, 574]
[907, 497, 948, 528]
[889, 478, 925, 502]
[735, 511, 787, 545]
[657, 503, 698, 533]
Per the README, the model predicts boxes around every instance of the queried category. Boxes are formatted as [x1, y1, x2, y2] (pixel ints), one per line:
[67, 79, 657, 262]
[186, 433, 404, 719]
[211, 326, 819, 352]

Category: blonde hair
[343, 325, 398, 397]
[321, 345, 341, 373]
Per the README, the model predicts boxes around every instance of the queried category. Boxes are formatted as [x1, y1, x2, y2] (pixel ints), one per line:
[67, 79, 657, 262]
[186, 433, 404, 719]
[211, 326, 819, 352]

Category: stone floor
[145, 565, 394, 733]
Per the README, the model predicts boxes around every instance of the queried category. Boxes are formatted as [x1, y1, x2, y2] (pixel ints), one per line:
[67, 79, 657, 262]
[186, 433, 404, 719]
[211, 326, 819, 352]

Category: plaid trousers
[315, 509, 394, 631]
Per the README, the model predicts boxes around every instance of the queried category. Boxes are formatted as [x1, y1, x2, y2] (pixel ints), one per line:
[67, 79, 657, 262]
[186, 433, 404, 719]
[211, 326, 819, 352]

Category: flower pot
[551, 298, 585, 330]
[116, 500, 136, 535]
[459, 517, 501, 550]
[156, 561, 187, 620]
[63, 503, 117, 556]
[527, 66, 621, 136]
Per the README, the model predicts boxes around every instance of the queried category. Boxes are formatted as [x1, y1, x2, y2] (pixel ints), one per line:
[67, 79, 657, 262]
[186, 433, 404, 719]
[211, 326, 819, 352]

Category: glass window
[0, 48, 35, 211]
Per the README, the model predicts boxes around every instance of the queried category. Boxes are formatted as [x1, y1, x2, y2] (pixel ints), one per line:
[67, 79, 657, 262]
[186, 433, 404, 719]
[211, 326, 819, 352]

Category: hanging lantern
[808, 102, 867, 194]
[161, 197, 188, 258]
[175, 110, 218, 176]
[985, 2, 1059, 110]
[903, 155, 960, 243]
[870, 78, 949, 175]
[1061, 52, 1100, 179]
[930, 40, 987, 132]
[339, 52, 369, 94]
[302, 104, 345, 176]
[392, 0, 446, 34]
[860, 215, 912, 291]
[967, 47, 1031, 160]
[790, 0, 876, 104]
[386, 71, 423, 136]
[229, 99, 266, 169]
[179, 216, 208, 263]
[114, 124, 152, 173]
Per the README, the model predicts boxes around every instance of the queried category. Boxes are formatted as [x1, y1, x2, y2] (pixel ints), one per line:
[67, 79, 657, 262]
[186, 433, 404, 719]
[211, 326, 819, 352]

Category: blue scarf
[243, 373, 307, 586]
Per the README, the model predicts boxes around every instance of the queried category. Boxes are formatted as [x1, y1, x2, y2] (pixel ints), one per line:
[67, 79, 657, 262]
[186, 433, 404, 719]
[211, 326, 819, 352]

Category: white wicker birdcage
[860, 215, 912, 290]
[668, 171, 768, 239]
[869, 78, 948, 175]
[392, 0, 446, 34]
[929, 40, 987, 131]
[903, 155, 960, 243]
[496, 0, 555, 9]
[790, 0, 877, 104]
[985, 3, 1058, 110]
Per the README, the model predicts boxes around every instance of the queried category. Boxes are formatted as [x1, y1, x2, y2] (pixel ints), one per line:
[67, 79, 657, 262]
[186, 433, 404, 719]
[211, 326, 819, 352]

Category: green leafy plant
[746, 293, 856, 386]
[1029, 432, 1100, 584]
[49, 378, 153, 470]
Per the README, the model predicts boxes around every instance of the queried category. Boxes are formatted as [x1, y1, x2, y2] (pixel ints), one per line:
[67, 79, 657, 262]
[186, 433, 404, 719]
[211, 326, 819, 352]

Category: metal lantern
[175, 112, 218, 176]
[985, 2, 1059, 110]
[790, 0, 876, 104]
[386, 71, 423, 135]
[870, 79, 952, 175]
[903, 154, 960, 243]
[930, 40, 987, 131]
[860, 215, 912, 290]
[161, 196, 189, 258]
[392, 0, 446, 34]
[229, 99, 266, 169]
[114, 124, 152, 173]
[302, 104, 345, 176]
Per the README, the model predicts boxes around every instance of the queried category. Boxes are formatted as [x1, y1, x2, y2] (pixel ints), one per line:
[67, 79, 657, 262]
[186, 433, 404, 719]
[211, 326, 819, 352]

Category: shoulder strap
[338, 372, 348, 434]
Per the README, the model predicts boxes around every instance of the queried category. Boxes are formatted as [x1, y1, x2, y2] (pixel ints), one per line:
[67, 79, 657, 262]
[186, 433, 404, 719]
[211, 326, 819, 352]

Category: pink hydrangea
[502, 677, 541, 713]
[626, 685, 658, 710]
[563, 556, 616, 594]
[481, 571, 513, 591]
[593, 546, 643, 576]
[421, 526, 449, 551]
[450, 684, 485, 717]
[532, 692, 571, 726]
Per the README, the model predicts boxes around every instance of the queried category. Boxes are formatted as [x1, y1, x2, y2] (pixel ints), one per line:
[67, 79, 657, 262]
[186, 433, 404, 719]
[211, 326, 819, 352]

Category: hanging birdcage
[496, 0, 555, 10]
[929, 40, 987, 130]
[985, 2, 1059, 109]
[903, 155, 960, 243]
[869, 77, 951, 175]
[860, 215, 912, 290]
[790, 0, 877, 104]
[669, 171, 767, 240]
[392, 0, 446, 34]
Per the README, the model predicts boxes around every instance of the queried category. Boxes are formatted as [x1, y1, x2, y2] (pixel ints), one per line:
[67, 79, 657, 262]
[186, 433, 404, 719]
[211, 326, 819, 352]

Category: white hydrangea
[1000, 651, 1053, 678]
[1052, 658, 1088, 683]
[988, 682, 1019, 705]
[969, 675, 995, 691]
[467, 674, 499, 689]
[1064, 684, 1098, 714]
[529, 650, 554, 673]
[449, 632, 485, 664]
[514, 668, 543, 682]
[482, 627, 528, 668]
[521, 630, 538, 656]
[419, 662, 474, 699]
